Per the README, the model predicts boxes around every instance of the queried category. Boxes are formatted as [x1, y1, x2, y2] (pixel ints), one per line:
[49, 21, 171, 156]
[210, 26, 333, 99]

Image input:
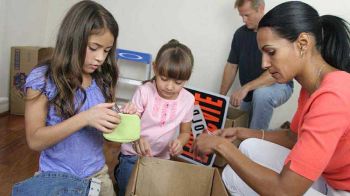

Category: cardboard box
[126, 156, 228, 196]
[213, 107, 250, 167]
[10, 46, 53, 115]
[224, 107, 250, 129]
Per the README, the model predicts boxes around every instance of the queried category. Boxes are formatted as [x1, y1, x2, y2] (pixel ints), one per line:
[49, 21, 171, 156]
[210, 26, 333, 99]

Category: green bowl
[103, 113, 140, 143]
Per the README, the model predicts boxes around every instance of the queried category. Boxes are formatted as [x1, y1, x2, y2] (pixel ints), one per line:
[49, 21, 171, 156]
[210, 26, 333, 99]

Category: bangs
[157, 50, 193, 80]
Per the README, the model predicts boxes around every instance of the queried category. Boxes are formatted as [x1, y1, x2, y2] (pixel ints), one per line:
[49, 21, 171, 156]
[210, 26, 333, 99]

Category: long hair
[258, 1, 350, 73]
[40, 0, 119, 119]
[144, 39, 194, 84]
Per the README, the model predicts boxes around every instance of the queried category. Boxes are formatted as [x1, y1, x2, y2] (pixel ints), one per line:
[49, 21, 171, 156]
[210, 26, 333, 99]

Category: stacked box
[10, 46, 52, 115]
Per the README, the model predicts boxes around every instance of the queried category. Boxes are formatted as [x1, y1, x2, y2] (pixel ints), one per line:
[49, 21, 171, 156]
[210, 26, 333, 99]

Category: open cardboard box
[213, 107, 250, 167]
[125, 156, 228, 196]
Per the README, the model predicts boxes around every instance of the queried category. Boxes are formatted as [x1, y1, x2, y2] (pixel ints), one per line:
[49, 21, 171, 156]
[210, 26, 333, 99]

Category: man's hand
[229, 86, 250, 107]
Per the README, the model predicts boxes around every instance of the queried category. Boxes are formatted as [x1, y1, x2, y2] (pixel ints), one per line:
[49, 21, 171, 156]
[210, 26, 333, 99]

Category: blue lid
[116, 49, 152, 64]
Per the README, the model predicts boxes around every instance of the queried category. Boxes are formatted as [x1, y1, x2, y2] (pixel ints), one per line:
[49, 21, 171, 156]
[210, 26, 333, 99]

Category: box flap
[211, 169, 228, 196]
[224, 119, 233, 128]
[38, 47, 53, 62]
[135, 157, 213, 196]
[11, 46, 42, 50]
[232, 112, 249, 127]
[125, 157, 140, 196]
[226, 108, 249, 128]
[226, 107, 246, 120]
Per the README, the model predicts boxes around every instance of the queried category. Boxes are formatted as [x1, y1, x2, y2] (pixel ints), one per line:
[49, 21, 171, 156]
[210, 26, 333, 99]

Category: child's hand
[132, 137, 153, 157]
[84, 103, 121, 133]
[120, 102, 137, 114]
[169, 139, 183, 156]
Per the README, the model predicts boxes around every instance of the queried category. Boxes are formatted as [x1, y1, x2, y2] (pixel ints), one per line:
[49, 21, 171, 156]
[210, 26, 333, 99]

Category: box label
[13, 72, 27, 99]
[176, 87, 229, 166]
[14, 49, 21, 70]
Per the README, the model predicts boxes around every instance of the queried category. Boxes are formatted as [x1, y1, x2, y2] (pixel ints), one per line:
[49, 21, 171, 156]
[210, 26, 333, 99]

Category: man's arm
[242, 70, 276, 92]
[220, 62, 238, 95]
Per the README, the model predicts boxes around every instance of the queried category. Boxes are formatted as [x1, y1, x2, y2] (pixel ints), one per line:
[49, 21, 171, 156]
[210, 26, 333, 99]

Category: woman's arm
[221, 127, 298, 149]
[25, 88, 120, 151]
[191, 135, 314, 196]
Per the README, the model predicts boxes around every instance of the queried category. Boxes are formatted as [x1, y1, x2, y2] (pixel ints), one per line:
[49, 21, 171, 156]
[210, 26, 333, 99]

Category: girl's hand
[121, 102, 137, 114]
[132, 137, 153, 157]
[169, 139, 183, 156]
[84, 103, 121, 133]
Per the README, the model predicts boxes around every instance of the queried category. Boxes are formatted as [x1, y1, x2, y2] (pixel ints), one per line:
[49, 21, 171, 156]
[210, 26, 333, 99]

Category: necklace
[314, 64, 325, 92]
[317, 65, 325, 77]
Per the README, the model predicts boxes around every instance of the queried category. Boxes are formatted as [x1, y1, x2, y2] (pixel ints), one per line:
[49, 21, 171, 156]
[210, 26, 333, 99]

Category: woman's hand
[121, 102, 137, 114]
[213, 127, 250, 142]
[132, 137, 153, 157]
[190, 134, 226, 161]
[213, 128, 238, 142]
[169, 139, 183, 156]
[83, 102, 121, 133]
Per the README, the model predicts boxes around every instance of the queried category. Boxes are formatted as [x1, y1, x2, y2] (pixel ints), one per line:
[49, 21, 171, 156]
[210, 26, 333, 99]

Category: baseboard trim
[0, 111, 9, 117]
[0, 97, 9, 114]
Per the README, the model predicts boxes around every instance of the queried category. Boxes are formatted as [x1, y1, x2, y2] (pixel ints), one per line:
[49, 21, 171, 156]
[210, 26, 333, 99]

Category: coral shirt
[121, 81, 194, 159]
[286, 71, 350, 191]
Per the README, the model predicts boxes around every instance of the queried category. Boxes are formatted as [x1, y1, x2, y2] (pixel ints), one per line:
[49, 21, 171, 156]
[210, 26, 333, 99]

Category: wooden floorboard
[0, 113, 121, 196]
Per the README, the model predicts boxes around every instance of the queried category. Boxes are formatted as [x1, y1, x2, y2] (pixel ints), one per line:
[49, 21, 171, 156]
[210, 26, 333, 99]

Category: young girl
[24, 1, 134, 196]
[116, 39, 195, 196]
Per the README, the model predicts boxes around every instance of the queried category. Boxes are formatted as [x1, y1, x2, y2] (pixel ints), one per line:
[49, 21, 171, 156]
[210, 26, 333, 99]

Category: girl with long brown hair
[23, 1, 134, 195]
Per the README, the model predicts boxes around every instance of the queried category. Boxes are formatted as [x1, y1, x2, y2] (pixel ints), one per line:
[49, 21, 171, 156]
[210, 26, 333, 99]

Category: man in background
[220, 0, 293, 130]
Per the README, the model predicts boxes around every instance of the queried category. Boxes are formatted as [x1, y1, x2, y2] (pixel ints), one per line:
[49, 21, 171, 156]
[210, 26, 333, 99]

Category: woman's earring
[300, 50, 304, 58]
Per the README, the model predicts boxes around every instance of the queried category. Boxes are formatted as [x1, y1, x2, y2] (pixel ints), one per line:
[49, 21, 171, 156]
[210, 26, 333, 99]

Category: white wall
[0, 0, 49, 98]
[44, 0, 81, 46]
[0, 0, 7, 98]
[0, 0, 8, 113]
[0, 0, 349, 128]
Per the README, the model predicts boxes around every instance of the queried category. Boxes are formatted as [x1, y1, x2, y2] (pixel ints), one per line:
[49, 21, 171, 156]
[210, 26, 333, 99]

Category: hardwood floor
[0, 113, 232, 196]
[0, 113, 121, 196]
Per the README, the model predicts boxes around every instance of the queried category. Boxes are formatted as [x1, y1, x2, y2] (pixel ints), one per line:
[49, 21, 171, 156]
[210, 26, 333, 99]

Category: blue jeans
[115, 154, 139, 196]
[240, 83, 293, 130]
[11, 172, 91, 196]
